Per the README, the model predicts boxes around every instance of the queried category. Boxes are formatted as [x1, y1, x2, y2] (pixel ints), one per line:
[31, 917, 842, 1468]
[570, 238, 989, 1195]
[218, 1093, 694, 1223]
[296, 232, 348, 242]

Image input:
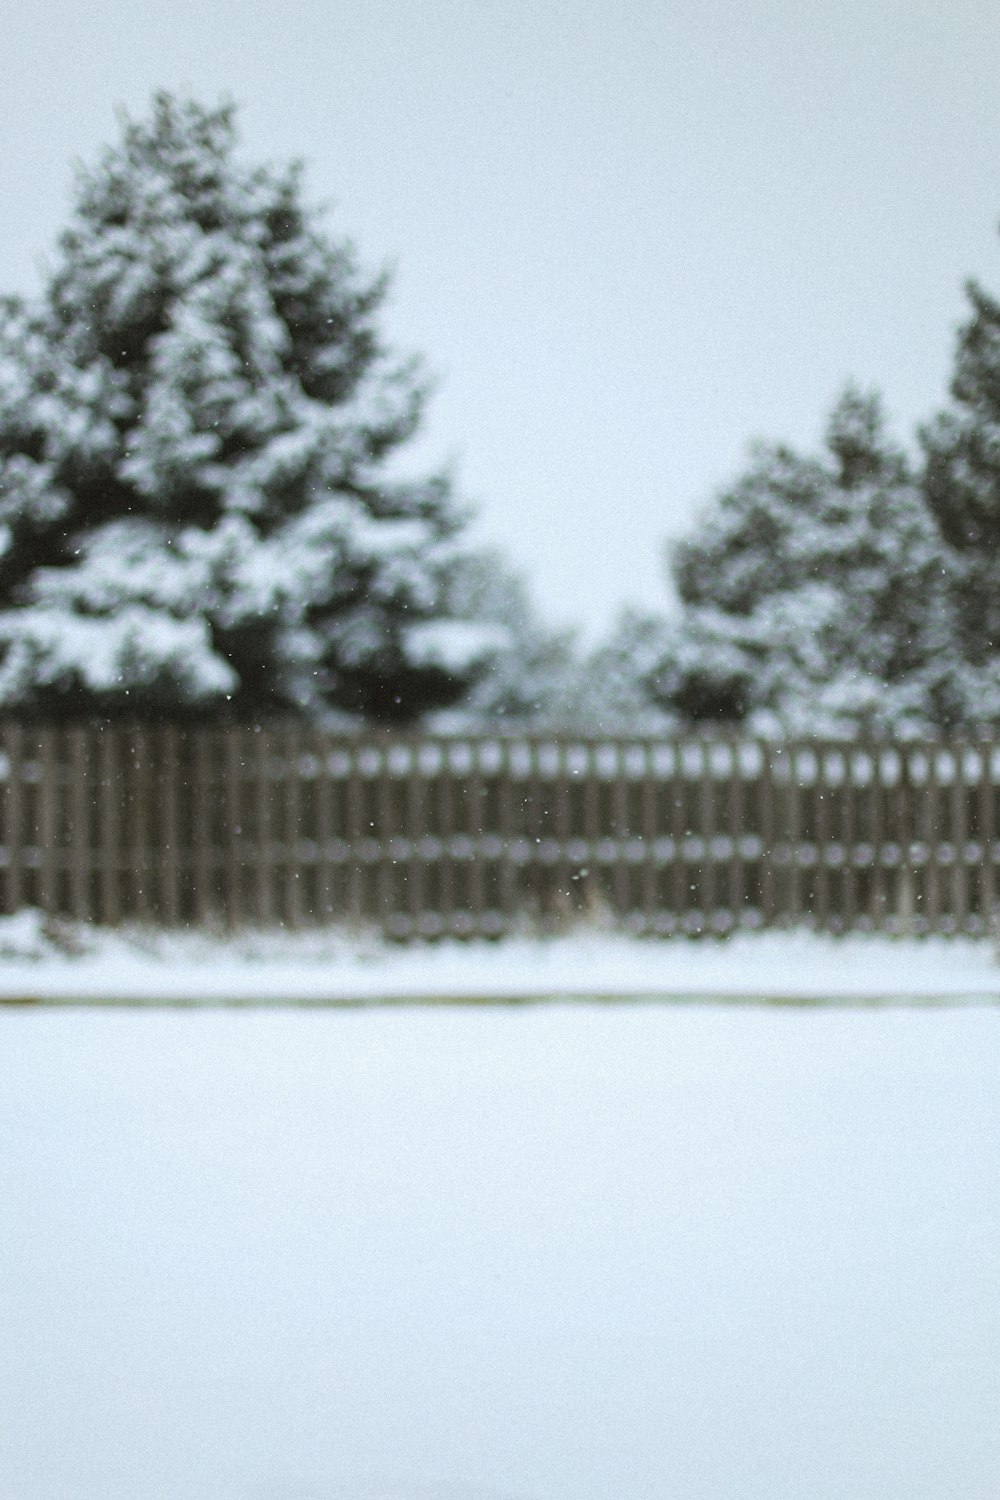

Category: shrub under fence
[0, 723, 997, 937]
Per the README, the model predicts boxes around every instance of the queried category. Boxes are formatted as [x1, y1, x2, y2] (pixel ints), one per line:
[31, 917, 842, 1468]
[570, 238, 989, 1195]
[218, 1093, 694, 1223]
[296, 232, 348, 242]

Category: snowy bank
[4, 1000, 1000, 1500]
[1, 909, 999, 1005]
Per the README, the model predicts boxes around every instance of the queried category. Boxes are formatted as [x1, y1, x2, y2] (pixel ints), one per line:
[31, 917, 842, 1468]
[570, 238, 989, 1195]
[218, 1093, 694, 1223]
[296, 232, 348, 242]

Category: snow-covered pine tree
[429, 549, 581, 729]
[649, 387, 959, 734]
[921, 271, 1000, 720]
[570, 609, 678, 733]
[0, 94, 478, 723]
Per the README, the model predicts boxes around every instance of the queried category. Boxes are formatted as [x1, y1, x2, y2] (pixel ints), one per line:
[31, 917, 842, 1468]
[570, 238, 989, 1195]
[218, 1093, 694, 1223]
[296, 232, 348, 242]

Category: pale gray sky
[4, 0, 1000, 636]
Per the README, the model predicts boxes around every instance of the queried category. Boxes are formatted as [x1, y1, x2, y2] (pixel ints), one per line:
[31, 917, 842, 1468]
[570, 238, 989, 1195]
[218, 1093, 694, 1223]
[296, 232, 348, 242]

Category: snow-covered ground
[2, 1000, 999, 1500]
[2, 908, 1000, 1005]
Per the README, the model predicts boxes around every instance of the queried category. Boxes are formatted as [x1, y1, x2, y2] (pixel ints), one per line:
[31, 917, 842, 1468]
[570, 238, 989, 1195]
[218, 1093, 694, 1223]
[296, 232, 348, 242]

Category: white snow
[2, 908, 1000, 1005]
[2, 997, 999, 1500]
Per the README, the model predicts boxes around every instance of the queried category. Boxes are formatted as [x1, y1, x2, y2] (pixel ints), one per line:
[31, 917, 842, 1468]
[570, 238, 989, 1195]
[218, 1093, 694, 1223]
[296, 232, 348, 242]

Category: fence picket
[952, 746, 969, 932]
[69, 726, 92, 922]
[97, 728, 120, 924]
[159, 726, 182, 925]
[37, 729, 60, 914]
[224, 728, 245, 929]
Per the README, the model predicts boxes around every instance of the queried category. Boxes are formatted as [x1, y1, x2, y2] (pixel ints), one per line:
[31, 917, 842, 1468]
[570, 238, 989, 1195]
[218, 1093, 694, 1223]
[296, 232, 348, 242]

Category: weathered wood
[314, 728, 335, 923]
[37, 728, 60, 915]
[467, 742, 487, 928]
[757, 740, 776, 928]
[127, 725, 152, 921]
[640, 743, 659, 931]
[344, 740, 365, 926]
[281, 725, 304, 929]
[1, 723, 25, 915]
[252, 728, 276, 926]
[980, 740, 997, 936]
[97, 727, 120, 924]
[159, 726, 182, 926]
[813, 744, 831, 931]
[868, 745, 885, 931]
[67, 726, 92, 922]
[924, 746, 941, 932]
[2, 723, 999, 936]
[952, 745, 970, 931]
[726, 739, 744, 929]
[191, 731, 215, 926]
[224, 728, 245, 929]
[844, 748, 861, 931]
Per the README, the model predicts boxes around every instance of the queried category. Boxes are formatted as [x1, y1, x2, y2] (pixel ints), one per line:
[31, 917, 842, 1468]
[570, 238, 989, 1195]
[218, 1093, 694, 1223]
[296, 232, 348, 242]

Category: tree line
[1, 93, 998, 734]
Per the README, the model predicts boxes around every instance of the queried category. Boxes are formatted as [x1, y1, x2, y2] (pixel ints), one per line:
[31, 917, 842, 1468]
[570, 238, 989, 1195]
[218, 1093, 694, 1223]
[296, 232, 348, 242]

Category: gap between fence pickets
[1, 725, 999, 938]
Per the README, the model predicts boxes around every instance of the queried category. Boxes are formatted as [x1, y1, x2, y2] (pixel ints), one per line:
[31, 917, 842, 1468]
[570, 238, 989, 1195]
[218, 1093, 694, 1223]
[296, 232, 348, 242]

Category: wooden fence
[1, 723, 999, 937]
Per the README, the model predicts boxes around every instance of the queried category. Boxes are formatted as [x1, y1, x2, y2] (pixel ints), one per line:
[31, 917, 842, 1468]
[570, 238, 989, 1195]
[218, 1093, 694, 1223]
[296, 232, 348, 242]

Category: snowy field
[3, 995, 1000, 1500]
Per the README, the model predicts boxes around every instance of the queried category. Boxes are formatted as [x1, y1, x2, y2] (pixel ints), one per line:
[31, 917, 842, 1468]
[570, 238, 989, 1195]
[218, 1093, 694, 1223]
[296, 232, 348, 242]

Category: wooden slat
[845, 746, 861, 932]
[159, 726, 182, 925]
[224, 727, 245, 929]
[693, 739, 711, 928]
[785, 745, 802, 929]
[640, 742, 658, 931]
[282, 724, 304, 929]
[582, 740, 603, 921]
[314, 729, 335, 923]
[726, 738, 743, 930]
[344, 741, 365, 926]
[68, 725, 92, 922]
[467, 741, 486, 932]
[813, 744, 831, 931]
[437, 741, 456, 928]
[609, 741, 629, 917]
[98, 727, 120, 924]
[373, 741, 395, 931]
[1, 723, 25, 915]
[37, 728, 60, 915]
[980, 739, 997, 935]
[128, 724, 152, 921]
[868, 744, 885, 930]
[496, 739, 517, 925]
[191, 730, 215, 927]
[924, 745, 941, 933]
[668, 743, 688, 928]
[952, 744, 969, 931]
[761, 738, 779, 924]
[895, 745, 916, 935]
[253, 728, 276, 926]
[404, 741, 426, 932]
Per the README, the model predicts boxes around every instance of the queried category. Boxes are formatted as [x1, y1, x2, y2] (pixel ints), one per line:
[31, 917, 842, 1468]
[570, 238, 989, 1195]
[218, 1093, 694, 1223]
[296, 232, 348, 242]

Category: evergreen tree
[922, 271, 1000, 717]
[571, 609, 678, 733]
[0, 94, 474, 722]
[430, 549, 581, 729]
[650, 387, 959, 733]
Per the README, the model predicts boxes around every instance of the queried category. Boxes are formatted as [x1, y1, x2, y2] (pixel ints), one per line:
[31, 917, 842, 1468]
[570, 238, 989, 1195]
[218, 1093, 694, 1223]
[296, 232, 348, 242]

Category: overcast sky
[4, 0, 1000, 637]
